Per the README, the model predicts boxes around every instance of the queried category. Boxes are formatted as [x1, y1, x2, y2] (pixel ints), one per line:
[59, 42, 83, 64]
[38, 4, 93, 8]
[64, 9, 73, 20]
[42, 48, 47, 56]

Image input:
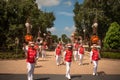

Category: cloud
[36, 0, 60, 9]
[64, 25, 76, 32]
[47, 27, 56, 32]
[64, 1, 72, 6]
[63, 25, 76, 37]
[58, 12, 74, 16]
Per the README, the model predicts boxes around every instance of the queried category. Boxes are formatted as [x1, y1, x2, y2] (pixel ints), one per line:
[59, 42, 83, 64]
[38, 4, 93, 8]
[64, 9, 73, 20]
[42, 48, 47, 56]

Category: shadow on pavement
[82, 63, 89, 65]
[35, 77, 50, 80]
[38, 60, 49, 62]
[98, 71, 106, 75]
[35, 65, 43, 68]
[0, 73, 120, 80]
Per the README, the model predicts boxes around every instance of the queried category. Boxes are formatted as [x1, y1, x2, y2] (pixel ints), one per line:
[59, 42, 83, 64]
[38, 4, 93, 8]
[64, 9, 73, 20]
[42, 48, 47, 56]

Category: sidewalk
[0, 51, 120, 80]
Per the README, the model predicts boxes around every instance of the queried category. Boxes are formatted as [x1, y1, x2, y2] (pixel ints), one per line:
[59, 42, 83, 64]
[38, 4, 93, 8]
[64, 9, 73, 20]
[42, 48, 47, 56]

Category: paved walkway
[0, 51, 120, 80]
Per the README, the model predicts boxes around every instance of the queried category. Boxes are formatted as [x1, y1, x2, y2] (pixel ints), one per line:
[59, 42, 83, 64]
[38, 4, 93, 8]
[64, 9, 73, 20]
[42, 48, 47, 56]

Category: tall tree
[31, 11, 55, 38]
[0, 0, 8, 49]
[51, 35, 58, 43]
[73, 0, 120, 41]
[0, 0, 55, 51]
[61, 34, 70, 44]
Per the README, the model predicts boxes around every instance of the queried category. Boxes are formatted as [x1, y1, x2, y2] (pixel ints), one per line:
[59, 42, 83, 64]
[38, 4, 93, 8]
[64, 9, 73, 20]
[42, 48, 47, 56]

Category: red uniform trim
[56, 47, 61, 55]
[92, 49, 99, 61]
[74, 43, 79, 51]
[34, 45, 39, 50]
[65, 50, 73, 62]
[27, 47, 37, 63]
[79, 46, 84, 54]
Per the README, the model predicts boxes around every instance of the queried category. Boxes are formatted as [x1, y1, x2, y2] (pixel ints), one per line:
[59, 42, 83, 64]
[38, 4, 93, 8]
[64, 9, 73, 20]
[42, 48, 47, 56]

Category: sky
[36, 0, 84, 38]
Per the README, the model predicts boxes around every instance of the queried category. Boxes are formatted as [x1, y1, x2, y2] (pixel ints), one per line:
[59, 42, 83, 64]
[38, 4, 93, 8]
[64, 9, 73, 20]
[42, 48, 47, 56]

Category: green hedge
[0, 52, 25, 59]
[1, 51, 120, 59]
[101, 52, 120, 59]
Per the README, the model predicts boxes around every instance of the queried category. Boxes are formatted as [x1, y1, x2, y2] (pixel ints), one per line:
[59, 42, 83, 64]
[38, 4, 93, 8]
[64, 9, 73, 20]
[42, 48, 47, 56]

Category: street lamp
[81, 19, 86, 43]
[43, 33, 46, 37]
[83, 29, 86, 42]
[15, 37, 19, 54]
[36, 27, 42, 43]
[92, 19, 98, 35]
[71, 32, 75, 43]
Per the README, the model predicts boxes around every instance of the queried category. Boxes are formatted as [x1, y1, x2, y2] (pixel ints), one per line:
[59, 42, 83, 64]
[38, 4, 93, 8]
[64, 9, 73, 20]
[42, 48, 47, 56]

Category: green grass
[101, 52, 120, 59]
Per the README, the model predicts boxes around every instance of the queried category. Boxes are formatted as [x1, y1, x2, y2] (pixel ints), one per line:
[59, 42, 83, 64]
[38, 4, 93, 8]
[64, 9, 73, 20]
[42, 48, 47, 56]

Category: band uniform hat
[67, 43, 72, 48]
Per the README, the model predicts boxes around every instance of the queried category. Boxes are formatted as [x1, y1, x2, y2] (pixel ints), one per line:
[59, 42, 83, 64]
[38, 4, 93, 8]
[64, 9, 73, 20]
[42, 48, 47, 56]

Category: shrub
[101, 52, 120, 59]
[0, 51, 25, 59]
[103, 22, 120, 49]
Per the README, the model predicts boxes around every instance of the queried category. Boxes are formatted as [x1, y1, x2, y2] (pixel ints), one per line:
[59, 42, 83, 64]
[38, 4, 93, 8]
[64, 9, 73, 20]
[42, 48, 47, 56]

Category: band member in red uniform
[34, 42, 40, 64]
[90, 44, 101, 76]
[78, 43, 85, 65]
[55, 45, 62, 66]
[58, 41, 65, 63]
[26, 42, 37, 80]
[73, 40, 79, 61]
[58, 41, 64, 50]
[40, 40, 48, 60]
[64, 43, 73, 80]
[23, 42, 29, 57]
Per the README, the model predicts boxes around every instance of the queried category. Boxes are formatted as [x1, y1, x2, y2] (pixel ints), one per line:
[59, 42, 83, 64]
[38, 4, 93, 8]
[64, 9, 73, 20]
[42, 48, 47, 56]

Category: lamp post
[83, 29, 86, 42]
[81, 19, 86, 43]
[71, 32, 74, 44]
[15, 37, 19, 54]
[92, 18, 98, 35]
[38, 27, 41, 37]
[37, 27, 41, 39]
[43, 33, 46, 39]
[37, 27, 42, 42]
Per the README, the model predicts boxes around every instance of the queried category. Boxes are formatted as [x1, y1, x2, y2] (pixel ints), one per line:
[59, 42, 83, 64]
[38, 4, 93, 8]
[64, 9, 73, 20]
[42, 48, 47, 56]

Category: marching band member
[55, 45, 62, 66]
[40, 40, 48, 60]
[26, 42, 37, 80]
[64, 43, 73, 80]
[73, 40, 79, 61]
[90, 44, 101, 76]
[78, 43, 85, 65]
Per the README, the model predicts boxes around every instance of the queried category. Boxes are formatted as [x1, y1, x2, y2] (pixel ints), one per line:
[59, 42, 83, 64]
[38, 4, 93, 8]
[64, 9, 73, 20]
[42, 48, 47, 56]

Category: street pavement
[0, 51, 120, 80]
[0, 74, 120, 80]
